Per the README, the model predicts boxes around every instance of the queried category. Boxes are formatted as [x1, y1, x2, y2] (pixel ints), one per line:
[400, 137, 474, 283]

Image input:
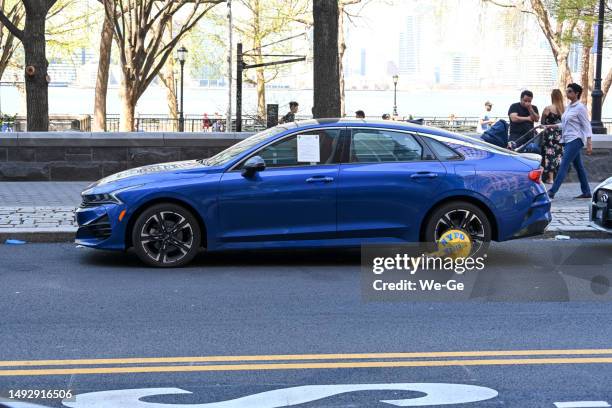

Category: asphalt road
[1, 239, 612, 407]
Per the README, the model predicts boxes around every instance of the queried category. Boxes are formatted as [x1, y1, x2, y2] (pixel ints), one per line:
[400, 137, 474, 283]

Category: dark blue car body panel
[75, 119, 552, 252]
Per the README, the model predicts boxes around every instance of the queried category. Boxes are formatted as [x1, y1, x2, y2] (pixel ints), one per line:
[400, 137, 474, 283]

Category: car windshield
[202, 126, 289, 167]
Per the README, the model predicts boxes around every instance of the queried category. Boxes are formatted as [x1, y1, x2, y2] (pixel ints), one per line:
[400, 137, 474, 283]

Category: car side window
[350, 129, 423, 163]
[423, 136, 463, 161]
[252, 129, 342, 168]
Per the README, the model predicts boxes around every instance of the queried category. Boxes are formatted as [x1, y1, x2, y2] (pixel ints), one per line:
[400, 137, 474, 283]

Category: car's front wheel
[131, 203, 201, 267]
[423, 201, 492, 256]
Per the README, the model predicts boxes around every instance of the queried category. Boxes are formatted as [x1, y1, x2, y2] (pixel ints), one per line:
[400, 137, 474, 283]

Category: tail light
[528, 168, 543, 183]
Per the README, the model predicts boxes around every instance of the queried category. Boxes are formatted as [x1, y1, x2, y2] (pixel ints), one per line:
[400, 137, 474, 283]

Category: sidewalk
[0, 181, 608, 242]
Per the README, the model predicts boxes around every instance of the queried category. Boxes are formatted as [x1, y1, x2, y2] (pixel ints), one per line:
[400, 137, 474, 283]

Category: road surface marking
[3, 357, 612, 376]
[60, 384, 498, 408]
[2, 348, 612, 367]
[554, 402, 611, 408]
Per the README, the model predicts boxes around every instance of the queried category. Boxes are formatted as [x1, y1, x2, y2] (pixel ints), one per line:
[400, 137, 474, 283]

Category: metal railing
[3, 115, 612, 134]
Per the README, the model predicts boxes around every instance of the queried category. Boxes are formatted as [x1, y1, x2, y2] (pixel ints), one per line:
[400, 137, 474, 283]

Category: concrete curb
[0, 229, 608, 245]
[0, 229, 76, 243]
[541, 229, 610, 239]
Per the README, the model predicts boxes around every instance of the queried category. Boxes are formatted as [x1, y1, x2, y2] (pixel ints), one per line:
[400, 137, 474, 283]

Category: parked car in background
[76, 119, 552, 267]
[590, 177, 612, 234]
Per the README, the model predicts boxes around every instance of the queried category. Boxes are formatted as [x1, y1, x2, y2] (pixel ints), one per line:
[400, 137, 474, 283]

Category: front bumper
[590, 188, 612, 234]
[75, 204, 128, 250]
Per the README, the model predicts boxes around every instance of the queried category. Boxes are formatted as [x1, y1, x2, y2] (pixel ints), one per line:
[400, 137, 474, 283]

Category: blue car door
[337, 128, 447, 241]
[217, 128, 345, 245]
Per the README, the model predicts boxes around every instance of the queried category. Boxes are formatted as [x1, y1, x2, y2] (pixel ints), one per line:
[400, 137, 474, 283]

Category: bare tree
[485, 0, 612, 100]
[102, 0, 222, 131]
[157, 18, 178, 128]
[93, 9, 113, 131]
[0, 0, 58, 131]
[230, 0, 309, 119]
[0, 1, 24, 81]
[338, 0, 377, 116]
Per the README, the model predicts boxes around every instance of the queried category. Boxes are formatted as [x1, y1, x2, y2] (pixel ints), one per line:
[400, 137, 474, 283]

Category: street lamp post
[177, 46, 188, 132]
[591, 0, 606, 134]
[392, 75, 399, 117]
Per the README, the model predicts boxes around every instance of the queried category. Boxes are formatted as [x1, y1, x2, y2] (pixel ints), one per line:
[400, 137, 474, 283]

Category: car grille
[592, 188, 612, 229]
[82, 215, 112, 239]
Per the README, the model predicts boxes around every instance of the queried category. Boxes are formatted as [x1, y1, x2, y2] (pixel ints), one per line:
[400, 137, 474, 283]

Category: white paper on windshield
[297, 134, 320, 163]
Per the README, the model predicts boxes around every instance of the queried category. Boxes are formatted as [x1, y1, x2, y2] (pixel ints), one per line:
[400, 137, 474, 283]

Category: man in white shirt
[477, 101, 495, 134]
[544, 83, 592, 199]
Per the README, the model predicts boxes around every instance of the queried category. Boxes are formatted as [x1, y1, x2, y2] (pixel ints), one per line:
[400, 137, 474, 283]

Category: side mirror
[241, 155, 266, 177]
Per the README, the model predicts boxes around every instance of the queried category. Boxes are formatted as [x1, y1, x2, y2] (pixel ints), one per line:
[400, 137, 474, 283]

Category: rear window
[423, 137, 462, 160]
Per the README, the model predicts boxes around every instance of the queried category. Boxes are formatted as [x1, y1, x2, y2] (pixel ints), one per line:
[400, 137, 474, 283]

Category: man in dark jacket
[280, 101, 299, 124]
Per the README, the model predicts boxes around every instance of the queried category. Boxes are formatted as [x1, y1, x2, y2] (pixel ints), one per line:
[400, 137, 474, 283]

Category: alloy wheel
[434, 209, 486, 254]
[139, 211, 195, 265]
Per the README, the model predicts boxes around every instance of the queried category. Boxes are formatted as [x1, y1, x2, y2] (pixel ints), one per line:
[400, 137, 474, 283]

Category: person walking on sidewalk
[545, 83, 593, 200]
[540, 89, 564, 184]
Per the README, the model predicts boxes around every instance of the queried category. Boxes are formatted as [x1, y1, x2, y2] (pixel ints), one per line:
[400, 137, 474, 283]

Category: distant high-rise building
[451, 55, 480, 85]
[360, 48, 367, 76]
[398, 16, 419, 76]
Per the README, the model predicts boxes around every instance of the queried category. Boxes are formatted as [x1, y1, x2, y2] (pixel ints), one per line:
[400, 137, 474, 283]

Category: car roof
[287, 118, 476, 144]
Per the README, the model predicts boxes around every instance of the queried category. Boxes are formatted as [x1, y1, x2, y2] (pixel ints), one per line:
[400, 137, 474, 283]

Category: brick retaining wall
[0, 132, 254, 181]
[1, 132, 611, 182]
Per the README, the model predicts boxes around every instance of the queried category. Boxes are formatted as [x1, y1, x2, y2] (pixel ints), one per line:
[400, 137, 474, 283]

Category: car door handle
[410, 172, 438, 179]
[306, 176, 334, 183]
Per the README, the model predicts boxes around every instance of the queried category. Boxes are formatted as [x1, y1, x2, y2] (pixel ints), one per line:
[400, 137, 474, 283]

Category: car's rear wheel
[131, 203, 201, 267]
[424, 201, 492, 256]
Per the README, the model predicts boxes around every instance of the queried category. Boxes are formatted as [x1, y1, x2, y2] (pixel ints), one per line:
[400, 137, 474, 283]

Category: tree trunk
[602, 67, 612, 107]
[256, 66, 266, 119]
[579, 22, 593, 107]
[93, 13, 113, 132]
[160, 61, 178, 127]
[313, 0, 340, 118]
[338, 2, 345, 117]
[23, 9, 49, 131]
[120, 79, 136, 131]
[588, 53, 595, 117]
[556, 53, 573, 93]
[253, 3, 266, 120]
[158, 17, 178, 129]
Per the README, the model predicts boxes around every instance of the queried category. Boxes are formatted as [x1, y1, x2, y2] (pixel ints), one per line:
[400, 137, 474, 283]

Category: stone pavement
[0, 181, 607, 242]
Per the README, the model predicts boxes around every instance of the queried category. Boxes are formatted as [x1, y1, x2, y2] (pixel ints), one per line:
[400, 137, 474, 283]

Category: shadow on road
[80, 247, 362, 269]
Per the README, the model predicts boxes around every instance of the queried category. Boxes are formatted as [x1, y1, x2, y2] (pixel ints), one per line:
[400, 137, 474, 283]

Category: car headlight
[80, 185, 144, 207]
[596, 189, 610, 203]
[81, 192, 122, 207]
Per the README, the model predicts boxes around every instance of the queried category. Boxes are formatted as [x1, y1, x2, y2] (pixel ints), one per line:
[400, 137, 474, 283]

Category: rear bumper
[511, 192, 552, 239]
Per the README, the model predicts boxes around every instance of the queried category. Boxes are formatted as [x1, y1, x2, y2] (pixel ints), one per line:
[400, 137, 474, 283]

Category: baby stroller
[481, 119, 542, 154]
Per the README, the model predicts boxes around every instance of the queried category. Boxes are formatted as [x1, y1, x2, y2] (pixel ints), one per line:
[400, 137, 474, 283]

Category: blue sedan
[76, 119, 552, 267]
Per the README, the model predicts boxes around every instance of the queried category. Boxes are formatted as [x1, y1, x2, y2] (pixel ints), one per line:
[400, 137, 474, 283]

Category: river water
[1, 85, 611, 119]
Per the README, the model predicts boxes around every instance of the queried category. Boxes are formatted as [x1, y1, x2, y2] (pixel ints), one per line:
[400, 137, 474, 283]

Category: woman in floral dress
[540, 89, 564, 184]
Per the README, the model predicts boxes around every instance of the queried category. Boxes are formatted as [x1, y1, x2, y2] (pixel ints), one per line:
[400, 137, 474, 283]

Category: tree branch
[0, 9, 23, 40]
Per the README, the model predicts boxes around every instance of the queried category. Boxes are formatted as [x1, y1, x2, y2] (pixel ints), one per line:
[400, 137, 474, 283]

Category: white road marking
[0, 399, 50, 408]
[554, 402, 611, 408]
[61, 383, 498, 407]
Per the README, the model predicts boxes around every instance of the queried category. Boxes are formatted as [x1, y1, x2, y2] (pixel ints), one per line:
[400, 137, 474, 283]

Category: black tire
[131, 203, 201, 267]
[423, 201, 492, 256]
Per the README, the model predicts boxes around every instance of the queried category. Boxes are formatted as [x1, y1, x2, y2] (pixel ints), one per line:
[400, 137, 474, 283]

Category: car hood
[84, 160, 211, 193]
[594, 176, 612, 192]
